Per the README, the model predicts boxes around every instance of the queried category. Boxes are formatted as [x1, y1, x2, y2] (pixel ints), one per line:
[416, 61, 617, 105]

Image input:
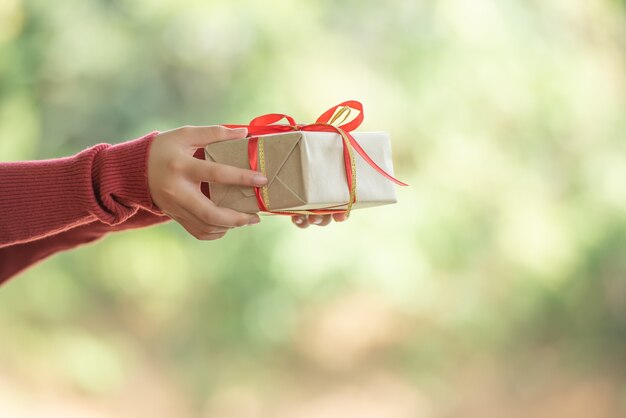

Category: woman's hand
[148, 126, 267, 240]
[291, 213, 347, 229]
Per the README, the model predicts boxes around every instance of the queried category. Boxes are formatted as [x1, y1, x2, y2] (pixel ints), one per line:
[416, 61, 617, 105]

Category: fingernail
[253, 174, 268, 186]
[248, 217, 261, 225]
[294, 217, 304, 225]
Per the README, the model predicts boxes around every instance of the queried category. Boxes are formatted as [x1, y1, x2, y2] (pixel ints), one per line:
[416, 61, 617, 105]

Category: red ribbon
[247, 137, 269, 212]
[224, 100, 408, 215]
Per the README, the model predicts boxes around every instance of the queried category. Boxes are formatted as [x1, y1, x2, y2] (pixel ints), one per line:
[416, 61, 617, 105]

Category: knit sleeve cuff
[92, 131, 162, 215]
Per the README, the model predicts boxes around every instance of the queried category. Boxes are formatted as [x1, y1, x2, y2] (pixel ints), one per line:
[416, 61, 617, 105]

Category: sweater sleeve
[0, 209, 169, 284]
[0, 131, 171, 283]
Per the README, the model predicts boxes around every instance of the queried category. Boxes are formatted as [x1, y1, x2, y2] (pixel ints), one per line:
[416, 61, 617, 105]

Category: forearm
[0, 131, 162, 248]
[0, 209, 169, 285]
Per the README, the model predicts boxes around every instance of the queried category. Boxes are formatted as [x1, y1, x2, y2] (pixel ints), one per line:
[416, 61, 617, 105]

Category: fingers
[310, 215, 332, 226]
[171, 206, 232, 234]
[169, 212, 230, 241]
[179, 126, 248, 147]
[292, 215, 310, 229]
[333, 212, 348, 222]
[292, 214, 335, 228]
[186, 158, 268, 187]
[205, 205, 260, 228]
[181, 224, 229, 241]
[182, 188, 260, 228]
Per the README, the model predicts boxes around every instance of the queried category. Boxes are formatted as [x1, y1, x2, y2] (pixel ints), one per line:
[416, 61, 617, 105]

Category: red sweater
[0, 131, 170, 284]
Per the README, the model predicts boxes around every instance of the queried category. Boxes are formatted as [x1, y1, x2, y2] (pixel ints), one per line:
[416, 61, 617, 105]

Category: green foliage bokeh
[1, 0, 625, 417]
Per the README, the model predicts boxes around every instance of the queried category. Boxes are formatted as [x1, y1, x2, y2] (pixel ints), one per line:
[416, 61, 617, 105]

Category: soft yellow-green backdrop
[1, 0, 625, 417]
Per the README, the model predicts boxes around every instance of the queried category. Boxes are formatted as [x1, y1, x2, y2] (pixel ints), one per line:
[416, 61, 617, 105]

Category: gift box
[205, 101, 406, 215]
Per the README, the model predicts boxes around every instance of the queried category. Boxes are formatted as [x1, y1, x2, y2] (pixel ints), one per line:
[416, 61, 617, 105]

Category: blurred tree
[0, 0, 625, 417]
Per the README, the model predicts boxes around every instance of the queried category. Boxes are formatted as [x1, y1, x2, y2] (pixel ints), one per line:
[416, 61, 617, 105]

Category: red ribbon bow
[223, 100, 407, 216]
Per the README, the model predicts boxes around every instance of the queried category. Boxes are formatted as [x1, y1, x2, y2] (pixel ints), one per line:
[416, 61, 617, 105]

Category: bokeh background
[1, 0, 626, 417]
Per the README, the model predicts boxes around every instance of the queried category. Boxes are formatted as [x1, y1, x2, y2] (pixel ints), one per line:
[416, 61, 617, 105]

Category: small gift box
[205, 101, 406, 215]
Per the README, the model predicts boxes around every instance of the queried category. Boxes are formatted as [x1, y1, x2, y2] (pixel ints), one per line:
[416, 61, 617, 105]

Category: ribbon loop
[316, 100, 364, 132]
[249, 113, 297, 129]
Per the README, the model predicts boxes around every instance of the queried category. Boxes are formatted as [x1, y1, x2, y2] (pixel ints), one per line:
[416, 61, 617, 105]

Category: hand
[148, 126, 267, 240]
[291, 213, 347, 229]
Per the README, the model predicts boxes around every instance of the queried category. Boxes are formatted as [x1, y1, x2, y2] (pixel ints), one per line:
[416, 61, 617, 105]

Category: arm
[0, 132, 163, 248]
[0, 126, 268, 284]
[0, 209, 168, 283]
[0, 132, 170, 283]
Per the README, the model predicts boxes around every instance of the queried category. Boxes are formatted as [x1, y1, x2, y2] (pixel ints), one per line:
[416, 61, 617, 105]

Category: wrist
[92, 131, 162, 213]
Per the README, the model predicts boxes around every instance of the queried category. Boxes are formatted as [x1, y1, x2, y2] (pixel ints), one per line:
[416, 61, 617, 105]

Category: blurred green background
[1, 0, 626, 417]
